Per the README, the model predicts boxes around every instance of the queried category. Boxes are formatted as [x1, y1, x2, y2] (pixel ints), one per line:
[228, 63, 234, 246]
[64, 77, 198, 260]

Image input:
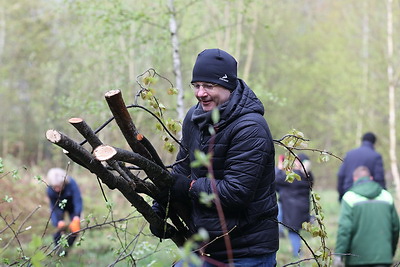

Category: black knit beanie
[362, 132, 376, 144]
[191, 49, 238, 91]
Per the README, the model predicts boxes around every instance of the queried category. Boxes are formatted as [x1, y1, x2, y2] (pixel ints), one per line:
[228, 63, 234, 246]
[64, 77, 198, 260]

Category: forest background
[1, 0, 400, 266]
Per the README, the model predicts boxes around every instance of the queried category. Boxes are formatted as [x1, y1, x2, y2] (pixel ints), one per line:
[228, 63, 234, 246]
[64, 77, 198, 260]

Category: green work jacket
[335, 177, 399, 266]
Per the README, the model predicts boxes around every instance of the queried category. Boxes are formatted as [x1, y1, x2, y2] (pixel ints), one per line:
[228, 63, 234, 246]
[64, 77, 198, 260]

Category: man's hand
[149, 202, 174, 239]
[170, 174, 192, 201]
[57, 220, 66, 230]
[69, 216, 80, 233]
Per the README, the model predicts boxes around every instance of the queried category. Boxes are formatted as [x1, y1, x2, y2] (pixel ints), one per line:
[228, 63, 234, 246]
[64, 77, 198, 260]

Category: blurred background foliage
[1, 0, 399, 188]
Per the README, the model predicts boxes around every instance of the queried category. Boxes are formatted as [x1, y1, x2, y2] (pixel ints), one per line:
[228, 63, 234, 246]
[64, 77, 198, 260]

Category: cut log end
[46, 130, 61, 143]
[105, 90, 121, 98]
[93, 145, 117, 161]
[68, 117, 84, 124]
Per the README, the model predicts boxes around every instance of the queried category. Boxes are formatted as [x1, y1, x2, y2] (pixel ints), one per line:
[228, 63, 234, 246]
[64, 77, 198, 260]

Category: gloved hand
[149, 201, 174, 239]
[170, 174, 192, 201]
[69, 216, 81, 233]
[57, 220, 66, 230]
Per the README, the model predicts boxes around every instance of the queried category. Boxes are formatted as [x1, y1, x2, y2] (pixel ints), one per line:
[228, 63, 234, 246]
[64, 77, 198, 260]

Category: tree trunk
[386, 0, 400, 201]
[242, 6, 258, 82]
[168, 0, 185, 131]
[0, 5, 5, 60]
[356, 1, 369, 144]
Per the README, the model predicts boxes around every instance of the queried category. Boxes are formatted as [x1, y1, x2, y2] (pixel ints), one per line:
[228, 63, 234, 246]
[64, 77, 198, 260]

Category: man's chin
[201, 103, 215, 111]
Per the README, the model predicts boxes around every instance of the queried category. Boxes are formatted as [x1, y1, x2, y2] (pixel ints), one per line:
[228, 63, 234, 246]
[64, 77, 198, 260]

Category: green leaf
[211, 108, 220, 124]
[59, 234, 69, 248]
[167, 87, 178, 95]
[2, 258, 10, 265]
[142, 76, 158, 86]
[199, 192, 215, 207]
[285, 171, 301, 183]
[29, 236, 45, 267]
[106, 201, 114, 211]
[31, 251, 45, 267]
[12, 170, 20, 180]
[312, 192, 321, 201]
[59, 199, 67, 209]
[29, 235, 42, 249]
[3, 195, 13, 203]
[190, 150, 211, 168]
[318, 152, 330, 163]
[34, 175, 42, 182]
[166, 119, 181, 134]
[208, 125, 215, 136]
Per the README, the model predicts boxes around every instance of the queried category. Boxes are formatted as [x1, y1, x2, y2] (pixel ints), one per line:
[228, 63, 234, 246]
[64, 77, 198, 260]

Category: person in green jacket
[335, 166, 399, 267]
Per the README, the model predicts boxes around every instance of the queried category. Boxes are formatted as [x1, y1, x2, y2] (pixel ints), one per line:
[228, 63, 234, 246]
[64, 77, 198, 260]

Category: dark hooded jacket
[337, 140, 385, 201]
[275, 168, 313, 231]
[335, 178, 399, 266]
[173, 79, 278, 260]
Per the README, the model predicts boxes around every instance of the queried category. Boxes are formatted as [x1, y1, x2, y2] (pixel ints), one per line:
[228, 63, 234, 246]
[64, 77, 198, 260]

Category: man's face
[192, 82, 231, 111]
[52, 185, 63, 193]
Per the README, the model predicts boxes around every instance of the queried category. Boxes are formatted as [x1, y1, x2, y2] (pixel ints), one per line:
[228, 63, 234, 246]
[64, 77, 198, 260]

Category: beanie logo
[219, 74, 229, 83]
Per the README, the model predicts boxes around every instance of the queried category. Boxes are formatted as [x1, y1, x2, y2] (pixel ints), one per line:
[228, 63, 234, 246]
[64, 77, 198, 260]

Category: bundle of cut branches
[46, 89, 189, 246]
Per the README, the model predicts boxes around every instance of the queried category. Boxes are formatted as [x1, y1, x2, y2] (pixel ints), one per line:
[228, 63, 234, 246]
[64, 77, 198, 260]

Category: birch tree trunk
[168, 0, 185, 131]
[356, 1, 369, 145]
[242, 6, 259, 82]
[0, 5, 5, 60]
[234, 0, 244, 61]
[386, 0, 400, 201]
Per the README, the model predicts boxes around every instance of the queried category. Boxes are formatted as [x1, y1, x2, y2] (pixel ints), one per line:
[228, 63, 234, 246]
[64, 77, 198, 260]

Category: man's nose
[195, 86, 208, 97]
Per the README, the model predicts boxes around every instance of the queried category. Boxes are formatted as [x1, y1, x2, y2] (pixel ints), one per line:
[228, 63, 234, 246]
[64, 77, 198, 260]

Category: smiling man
[190, 49, 237, 111]
[151, 49, 278, 267]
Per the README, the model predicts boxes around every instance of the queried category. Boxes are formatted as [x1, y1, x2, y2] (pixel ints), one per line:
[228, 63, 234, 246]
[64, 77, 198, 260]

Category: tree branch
[104, 90, 165, 169]
[46, 129, 186, 246]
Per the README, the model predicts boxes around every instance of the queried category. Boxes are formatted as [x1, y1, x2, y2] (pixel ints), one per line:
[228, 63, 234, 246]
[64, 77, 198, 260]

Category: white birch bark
[356, 1, 369, 145]
[386, 0, 400, 201]
[242, 7, 258, 82]
[0, 5, 5, 61]
[168, 0, 185, 135]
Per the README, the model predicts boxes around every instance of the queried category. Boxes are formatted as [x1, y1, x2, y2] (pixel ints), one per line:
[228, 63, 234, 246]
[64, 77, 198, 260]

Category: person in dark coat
[337, 132, 385, 201]
[276, 153, 313, 257]
[46, 168, 83, 251]
[150, 49, 278, 267]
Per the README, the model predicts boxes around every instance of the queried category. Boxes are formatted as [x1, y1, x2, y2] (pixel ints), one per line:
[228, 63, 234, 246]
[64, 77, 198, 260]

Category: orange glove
[69, 216, 80, 233]
[57, 220, 66, 230]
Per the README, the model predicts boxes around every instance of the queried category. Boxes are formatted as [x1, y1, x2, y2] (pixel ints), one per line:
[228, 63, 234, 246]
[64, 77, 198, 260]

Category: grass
[1, 162, 399, 266]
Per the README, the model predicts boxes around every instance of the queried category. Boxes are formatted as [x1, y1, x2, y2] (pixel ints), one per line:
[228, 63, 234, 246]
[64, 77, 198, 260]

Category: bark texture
[46, 90, 190, 246]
